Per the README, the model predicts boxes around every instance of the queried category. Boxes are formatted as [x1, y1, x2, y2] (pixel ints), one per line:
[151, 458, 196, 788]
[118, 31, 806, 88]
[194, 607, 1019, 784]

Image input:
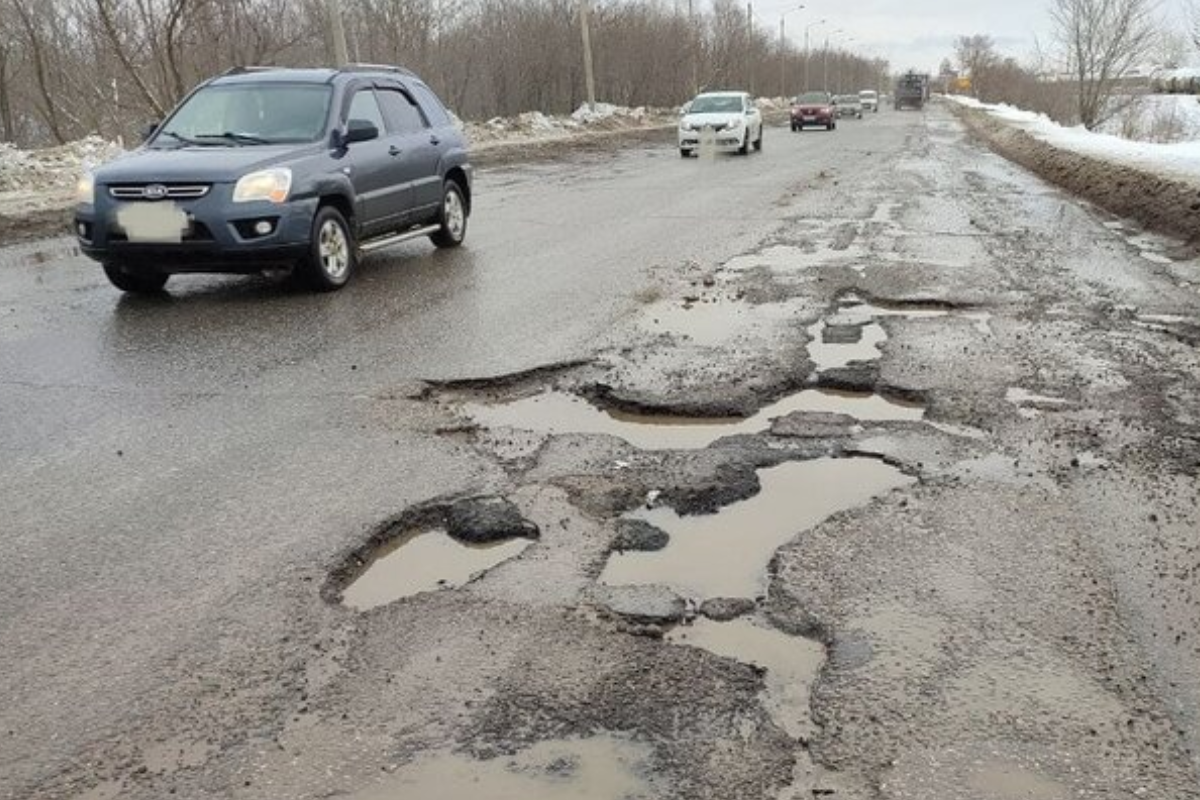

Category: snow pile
[0, 136, 122, 193]
[946, 94, 1200, 182]
[464, 103, 671, 145]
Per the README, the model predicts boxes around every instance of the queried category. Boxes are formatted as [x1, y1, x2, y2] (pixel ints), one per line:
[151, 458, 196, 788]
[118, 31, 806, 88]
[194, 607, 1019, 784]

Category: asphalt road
[3, 108, 1200, 799]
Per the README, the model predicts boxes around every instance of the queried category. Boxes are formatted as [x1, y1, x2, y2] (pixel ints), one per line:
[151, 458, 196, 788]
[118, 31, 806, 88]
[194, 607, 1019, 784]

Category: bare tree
[954, 34, 998, 97]
[1050, 0, 1158, 129]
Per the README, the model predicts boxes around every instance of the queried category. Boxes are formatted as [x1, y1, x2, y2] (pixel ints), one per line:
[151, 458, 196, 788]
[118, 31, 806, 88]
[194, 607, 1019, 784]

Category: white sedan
[678, 91, 763, 158]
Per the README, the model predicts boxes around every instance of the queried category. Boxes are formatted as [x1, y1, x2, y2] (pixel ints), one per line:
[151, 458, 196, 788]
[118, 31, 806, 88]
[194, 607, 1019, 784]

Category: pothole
[806, 320, 888, 369]
[462, 389, 923, 450]
[600, 458, 915, 600]
[667, 617, 823, 740]
[1006, 387, 1071, 418]
[330, 496, 540, 611]
[834, 294, 993, 335]
[640, 297, 800, 346]
[341, 528, 533, 611]
[343, 735, 659, 800]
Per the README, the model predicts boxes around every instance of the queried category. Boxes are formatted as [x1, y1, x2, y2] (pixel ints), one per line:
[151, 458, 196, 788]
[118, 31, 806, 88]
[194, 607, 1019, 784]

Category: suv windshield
[795, 92, 829, 105]
[689, 96, 743, 114]
[157, 83, 333, 146]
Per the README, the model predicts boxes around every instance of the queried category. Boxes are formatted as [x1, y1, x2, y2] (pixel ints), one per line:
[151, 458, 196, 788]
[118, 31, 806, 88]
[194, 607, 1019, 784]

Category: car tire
[680, 147, 693, 158]
[737, 132, 749, 155]
[299, 205, 356, 291]
[102, 262, 168, 294]
[753, 128, 763, 151]
[430, 179, 468, 249]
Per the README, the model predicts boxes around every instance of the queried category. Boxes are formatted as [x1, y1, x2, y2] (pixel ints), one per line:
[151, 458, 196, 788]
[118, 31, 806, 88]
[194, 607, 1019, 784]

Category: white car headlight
[75, 173, 95, 205]
[726, 117, 744, 129]
[679, 120, 695, 131]
[233, 168, 292, 204]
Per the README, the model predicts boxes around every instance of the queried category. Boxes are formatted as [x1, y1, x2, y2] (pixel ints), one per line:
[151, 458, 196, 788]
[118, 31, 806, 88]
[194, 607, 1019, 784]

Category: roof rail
[339, 63, 417, 78]
[221, 66, 283, 76]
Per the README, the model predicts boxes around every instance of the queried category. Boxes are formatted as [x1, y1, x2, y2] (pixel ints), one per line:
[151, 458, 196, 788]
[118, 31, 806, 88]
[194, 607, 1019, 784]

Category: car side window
[410, 85, 452, 127]
[377, 88, 428, 135]
[347, 89, 386, 132]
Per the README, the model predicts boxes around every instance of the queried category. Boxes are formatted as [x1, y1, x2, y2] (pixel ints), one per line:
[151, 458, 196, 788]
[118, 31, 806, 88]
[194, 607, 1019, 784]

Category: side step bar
[358, 224, 440, 255]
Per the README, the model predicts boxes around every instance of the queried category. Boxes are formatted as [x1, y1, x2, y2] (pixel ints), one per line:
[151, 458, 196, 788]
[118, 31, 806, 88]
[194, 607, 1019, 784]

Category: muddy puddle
[667, 617, 823, 740]
[806, 320, 888, 369]
[343, 735, 659, 800]
[464, 389, 922, 450]
[601, 458, 915, 599]
[640, 298, 799, 347]
[835, 294, 993, 334]
[341, 529, 532, 611]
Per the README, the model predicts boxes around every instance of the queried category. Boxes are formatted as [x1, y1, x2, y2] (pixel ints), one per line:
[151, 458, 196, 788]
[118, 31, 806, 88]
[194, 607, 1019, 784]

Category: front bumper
[75, 186, 318, 274]
[791, 112, 833, 127]
[678, 126, 747, 151]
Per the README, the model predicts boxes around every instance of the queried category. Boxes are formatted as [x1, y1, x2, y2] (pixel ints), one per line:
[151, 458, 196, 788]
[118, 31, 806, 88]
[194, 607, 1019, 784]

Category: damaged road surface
[2, 105, 1200, 799]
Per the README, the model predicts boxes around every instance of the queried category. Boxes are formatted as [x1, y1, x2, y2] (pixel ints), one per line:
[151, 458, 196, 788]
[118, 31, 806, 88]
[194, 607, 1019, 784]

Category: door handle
[429, 135, 440, 146]
[388, 145, 402, 156]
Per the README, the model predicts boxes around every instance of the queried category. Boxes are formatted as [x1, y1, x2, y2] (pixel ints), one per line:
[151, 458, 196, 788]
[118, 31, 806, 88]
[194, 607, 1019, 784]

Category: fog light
[77, 223, 87, 236]
[254, 220, 274, 236]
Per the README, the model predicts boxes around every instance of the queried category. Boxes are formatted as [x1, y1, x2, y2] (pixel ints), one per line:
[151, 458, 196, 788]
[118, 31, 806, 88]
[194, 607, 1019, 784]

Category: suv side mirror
[343, 119, 379, 145]
[140, 122, 159, 142]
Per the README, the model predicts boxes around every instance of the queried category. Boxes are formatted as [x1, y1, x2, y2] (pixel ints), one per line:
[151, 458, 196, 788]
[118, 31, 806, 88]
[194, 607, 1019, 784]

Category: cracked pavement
[2, 105, 1199, 799]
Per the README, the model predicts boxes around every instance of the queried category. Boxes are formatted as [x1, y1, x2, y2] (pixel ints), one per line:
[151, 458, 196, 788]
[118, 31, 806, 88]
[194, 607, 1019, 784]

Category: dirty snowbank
[947, 96, 1200, 244]
[947, 95, 1200, 182]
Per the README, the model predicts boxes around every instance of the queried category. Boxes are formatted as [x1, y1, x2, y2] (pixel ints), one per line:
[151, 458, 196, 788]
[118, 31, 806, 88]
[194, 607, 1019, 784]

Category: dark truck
[894, 71, 929, 110]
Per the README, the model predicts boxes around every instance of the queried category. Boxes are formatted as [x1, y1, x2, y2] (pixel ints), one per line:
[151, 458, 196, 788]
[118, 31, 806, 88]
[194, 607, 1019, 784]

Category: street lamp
[802, 18, 827, 92]
[778, 5, 805, 99]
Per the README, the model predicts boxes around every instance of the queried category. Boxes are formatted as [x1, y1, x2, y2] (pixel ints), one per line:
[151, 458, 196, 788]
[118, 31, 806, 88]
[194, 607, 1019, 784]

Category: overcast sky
[744, 0, 1192, 73]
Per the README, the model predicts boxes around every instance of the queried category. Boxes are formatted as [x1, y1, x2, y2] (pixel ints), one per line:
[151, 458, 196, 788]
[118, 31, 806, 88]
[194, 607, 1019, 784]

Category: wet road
[4, 107, 1200, 799]
[0, 120, 878, 797]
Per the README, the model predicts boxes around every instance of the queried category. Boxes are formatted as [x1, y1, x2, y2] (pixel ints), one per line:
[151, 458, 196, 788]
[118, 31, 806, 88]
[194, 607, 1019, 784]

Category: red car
[791, 91, 837, 131]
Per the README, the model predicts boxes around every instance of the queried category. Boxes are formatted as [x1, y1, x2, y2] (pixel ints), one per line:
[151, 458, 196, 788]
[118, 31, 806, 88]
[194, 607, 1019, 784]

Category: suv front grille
[109, 184, 211, 201]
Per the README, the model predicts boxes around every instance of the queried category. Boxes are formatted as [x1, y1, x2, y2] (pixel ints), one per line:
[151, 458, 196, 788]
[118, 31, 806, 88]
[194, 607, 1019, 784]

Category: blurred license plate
[116, 203, 187, 243]
[802, 116, 817, 122]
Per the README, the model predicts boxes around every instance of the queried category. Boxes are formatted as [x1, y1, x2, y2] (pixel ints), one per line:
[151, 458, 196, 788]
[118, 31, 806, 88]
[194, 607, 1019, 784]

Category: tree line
[0, 0, 889, 148]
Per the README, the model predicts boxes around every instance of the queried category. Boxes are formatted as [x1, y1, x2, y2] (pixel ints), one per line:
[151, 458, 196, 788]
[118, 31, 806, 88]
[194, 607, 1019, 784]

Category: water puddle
[601, 458, 915, 600]
[667, 617, 823, 739]
[834, 295, 993, 335]
[966, 761, 1070, 799]
[341, 528, 532, 610]
[464, 389, 922, 451]
[344, 735, 659, 800]
[806, 320, 887, 369]
[641, 298, 798, 346]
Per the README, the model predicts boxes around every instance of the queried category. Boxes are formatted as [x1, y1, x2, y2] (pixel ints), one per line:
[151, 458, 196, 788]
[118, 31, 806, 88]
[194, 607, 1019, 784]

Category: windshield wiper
[156, 129, 207, 146]
[193, 131, 273, 145]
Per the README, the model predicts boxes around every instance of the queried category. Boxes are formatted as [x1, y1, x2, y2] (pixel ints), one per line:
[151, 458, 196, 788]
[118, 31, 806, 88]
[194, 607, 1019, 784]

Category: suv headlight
[679, 120, 694, 131]
[726, 117, 744, 129]
[75, 173, 95, 205]
[233, 168, 292, 204]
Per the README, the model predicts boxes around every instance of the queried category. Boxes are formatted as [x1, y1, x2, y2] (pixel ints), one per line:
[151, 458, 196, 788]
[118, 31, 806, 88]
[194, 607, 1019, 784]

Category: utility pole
[326, 0, 349, 67]
[579, 0, 597, 111]
[747, 3, 754, 92]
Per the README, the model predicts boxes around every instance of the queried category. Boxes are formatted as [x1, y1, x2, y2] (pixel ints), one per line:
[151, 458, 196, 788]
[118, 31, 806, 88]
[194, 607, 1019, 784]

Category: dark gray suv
[74, 65, 472, 292]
